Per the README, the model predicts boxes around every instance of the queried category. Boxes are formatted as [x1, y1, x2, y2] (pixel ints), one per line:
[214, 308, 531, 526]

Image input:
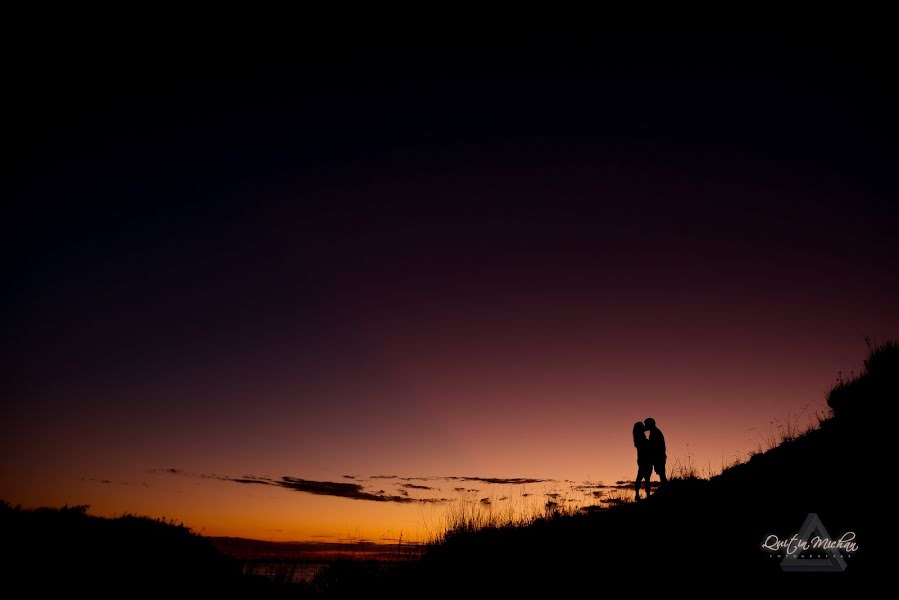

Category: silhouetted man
[644, 417, 667, 485]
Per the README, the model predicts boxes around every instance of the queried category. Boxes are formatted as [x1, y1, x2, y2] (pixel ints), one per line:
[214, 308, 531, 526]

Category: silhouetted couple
[633, 417, 666, 500]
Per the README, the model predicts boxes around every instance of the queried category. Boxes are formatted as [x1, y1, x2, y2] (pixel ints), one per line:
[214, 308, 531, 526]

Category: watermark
[761, 513, 858, 572]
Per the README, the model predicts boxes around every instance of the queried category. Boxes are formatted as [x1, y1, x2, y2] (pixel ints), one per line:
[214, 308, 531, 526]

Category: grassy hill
[0, 503, 267, 595]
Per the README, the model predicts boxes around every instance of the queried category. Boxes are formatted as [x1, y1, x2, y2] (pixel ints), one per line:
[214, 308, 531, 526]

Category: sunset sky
[4, 34, 898, 541]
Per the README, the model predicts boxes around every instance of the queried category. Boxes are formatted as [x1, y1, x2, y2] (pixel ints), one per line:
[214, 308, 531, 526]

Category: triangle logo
[780, 513, 848, 572]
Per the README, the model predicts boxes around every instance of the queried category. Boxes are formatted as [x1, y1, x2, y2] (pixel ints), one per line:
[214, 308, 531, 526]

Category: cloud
[370, 474, 547, 485]
[147, 468, 185, 475]
[81, 476, 129, 486]
[571, 482, 605, 492]
[228, 476, 424, 503]
[201, 473, 448, 504]
[447, 476, 548, 485]
[148, 468, 219, 479]
[401, 483, 435, 490]
[607, 481, 660, 490]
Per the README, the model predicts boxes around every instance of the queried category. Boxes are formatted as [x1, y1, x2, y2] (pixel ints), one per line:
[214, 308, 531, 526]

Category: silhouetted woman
[633, 421, 652, 500]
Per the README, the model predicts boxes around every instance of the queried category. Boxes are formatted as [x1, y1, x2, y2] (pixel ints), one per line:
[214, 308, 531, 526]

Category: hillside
[0, 503, 257, 595]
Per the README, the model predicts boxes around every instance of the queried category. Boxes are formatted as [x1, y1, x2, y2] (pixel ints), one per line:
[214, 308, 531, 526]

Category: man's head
[644, 417, 656, 430]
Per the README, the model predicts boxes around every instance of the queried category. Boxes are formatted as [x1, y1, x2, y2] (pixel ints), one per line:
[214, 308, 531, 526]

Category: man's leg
[656, 460, 667, 485]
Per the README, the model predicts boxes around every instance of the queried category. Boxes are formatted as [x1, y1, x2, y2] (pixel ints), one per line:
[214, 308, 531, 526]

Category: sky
[4, 33, 898, 541]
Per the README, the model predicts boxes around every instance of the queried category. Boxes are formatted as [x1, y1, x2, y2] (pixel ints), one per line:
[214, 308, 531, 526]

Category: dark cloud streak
[228, 475, 433, 503]
[448, 476, 548, 485]
[158, 470, 449, 504]
[369, 475, 550, 485]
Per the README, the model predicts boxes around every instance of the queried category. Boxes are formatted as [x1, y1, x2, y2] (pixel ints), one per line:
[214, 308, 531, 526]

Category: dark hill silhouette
[0, 503, 287, 596]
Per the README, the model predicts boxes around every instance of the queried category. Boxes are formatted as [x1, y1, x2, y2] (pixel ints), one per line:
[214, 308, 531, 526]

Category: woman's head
[633, 421, 646, 446]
